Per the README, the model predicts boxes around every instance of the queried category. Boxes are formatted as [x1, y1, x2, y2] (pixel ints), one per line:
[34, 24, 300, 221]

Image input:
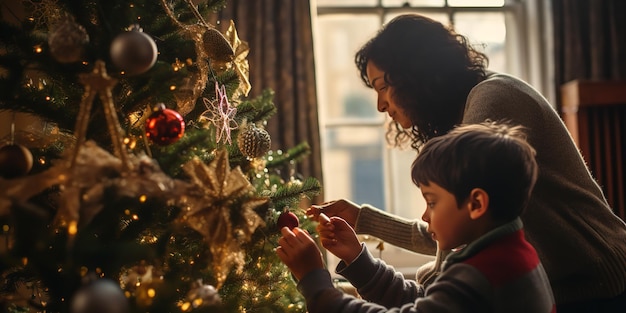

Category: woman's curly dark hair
[355, 14, 489, 151]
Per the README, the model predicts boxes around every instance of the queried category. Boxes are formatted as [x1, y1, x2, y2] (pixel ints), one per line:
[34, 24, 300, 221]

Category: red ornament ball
[0, 144, 33, 179]
[277, 211, 299, 230]
[145, 105, 185, 146]
[110, 25, 157, 76]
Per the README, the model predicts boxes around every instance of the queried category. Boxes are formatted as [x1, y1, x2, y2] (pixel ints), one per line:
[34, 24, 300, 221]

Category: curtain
[552, 0, 626, 220]
[208, 1, 324, 203]
[553, 0, 626, 86]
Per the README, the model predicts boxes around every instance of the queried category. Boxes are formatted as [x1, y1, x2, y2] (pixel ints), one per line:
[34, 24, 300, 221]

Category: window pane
[322, 127, 385, 210]
[448, 0, 504, 7]
[315, 15, 383, 122]
[388, 148, 425, 220]
[316, 0, 377, 7]
[384, 11, 449, 26]
[453, 12, 506, 73]
[382, 0, 444, 7]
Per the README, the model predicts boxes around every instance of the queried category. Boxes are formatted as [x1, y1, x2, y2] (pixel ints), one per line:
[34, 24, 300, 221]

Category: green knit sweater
[354, 72, 626, 305]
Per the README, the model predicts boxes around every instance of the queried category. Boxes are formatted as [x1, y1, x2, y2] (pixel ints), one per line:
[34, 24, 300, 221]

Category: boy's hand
[317, 216, 362, 265]
[276, 227, 325, 280]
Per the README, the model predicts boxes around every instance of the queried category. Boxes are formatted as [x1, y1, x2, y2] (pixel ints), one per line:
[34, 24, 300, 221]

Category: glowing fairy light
[68, 221, 78, 235]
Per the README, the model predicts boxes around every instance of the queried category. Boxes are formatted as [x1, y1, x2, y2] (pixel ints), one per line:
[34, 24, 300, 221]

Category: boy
[276, 121, 556, 312]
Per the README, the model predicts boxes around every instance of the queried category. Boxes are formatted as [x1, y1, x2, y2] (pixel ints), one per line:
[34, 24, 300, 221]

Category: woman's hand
[306, 199, 360, 228]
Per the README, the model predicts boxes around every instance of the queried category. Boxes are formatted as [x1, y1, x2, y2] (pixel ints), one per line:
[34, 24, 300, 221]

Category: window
[312, 0, 553, 275]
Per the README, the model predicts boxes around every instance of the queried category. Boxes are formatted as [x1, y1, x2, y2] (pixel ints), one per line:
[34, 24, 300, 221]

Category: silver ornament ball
[71, 279, 129, 313]
[187, 282, 221, 308]
[0, 143, 33, 178]
[110, 25, 157, 76]
[48, 19, 89, 63]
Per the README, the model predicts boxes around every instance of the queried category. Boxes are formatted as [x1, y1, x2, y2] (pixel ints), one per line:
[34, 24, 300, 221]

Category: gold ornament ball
[237, 125, 271, 158]
[0, 144, 33, 179]
[134, 280, 163, 308]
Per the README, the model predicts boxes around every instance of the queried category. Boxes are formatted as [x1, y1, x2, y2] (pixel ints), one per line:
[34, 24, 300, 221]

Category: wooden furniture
[561, 80, 626, 220]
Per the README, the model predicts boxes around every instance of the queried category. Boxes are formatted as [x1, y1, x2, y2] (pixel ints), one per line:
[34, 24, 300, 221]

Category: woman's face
[366, 61, 413, 129]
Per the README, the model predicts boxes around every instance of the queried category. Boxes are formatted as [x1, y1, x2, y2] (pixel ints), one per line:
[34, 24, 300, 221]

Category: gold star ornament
[181, 149, 267, 288]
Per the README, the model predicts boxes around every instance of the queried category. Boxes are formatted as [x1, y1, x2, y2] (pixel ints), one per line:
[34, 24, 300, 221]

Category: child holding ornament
[306, 13, 626, 312]
[276, 121, 555, 313]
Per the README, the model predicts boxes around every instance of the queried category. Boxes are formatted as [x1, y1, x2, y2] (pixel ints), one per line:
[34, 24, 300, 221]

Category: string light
[68, 221, 78, 235]
[172, 58, 184, 71]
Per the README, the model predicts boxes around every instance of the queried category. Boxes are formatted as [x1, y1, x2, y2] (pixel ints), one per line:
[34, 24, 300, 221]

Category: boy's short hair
[411, 121, 538, 221]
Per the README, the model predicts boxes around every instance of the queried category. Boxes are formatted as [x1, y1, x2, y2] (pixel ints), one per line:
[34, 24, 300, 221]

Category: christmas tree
[0, 0, 321, 312]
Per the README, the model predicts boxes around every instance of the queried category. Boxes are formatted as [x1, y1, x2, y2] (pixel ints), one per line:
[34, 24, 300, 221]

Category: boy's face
[419, 182, 474, 250]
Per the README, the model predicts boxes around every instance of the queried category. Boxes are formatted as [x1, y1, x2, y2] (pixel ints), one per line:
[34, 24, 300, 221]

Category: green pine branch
[264, 177, 322, 210]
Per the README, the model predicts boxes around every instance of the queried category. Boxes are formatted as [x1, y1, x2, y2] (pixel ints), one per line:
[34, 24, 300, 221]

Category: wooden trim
[561, 80, 626, 146]
[561, 80, 626, 107]
[560, 80, 626, 219]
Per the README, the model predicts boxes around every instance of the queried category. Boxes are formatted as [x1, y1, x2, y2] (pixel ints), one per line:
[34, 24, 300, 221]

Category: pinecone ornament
[237, 124, 271, 158]
[203, 26, 234, 62]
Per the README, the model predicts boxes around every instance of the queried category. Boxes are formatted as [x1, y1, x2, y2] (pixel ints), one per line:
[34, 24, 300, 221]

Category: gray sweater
[354, 72, 626, 304]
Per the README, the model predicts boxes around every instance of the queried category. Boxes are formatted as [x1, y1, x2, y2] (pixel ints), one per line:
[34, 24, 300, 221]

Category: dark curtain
[552, 0, 626, 220]
[208, 1, 324, 203]
[553, 0, 626, 87]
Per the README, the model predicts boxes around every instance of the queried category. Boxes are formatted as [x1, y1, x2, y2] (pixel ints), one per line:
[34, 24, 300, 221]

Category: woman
[308, 14, 626, 313]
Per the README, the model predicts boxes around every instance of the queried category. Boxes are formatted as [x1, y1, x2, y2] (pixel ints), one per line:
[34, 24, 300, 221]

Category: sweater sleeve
[295, 257, 490, 313]
[355, 204, 437, 255]
[337, 245, 426, 307]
